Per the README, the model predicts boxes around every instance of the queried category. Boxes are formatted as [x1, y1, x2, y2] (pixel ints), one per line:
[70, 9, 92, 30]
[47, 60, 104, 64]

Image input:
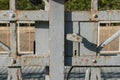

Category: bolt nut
[93, 14, 98, 18]
[10, 13, 16, 18]
[92, 59, 97, 63]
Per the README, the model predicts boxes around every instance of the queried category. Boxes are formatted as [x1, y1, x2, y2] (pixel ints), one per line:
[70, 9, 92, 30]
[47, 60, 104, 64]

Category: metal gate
[0, 0, 120, 80]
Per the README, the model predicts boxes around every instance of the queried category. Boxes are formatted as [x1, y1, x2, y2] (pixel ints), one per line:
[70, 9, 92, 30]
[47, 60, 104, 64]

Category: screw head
[93, 14, 98, 18]
[10, 13, 15, 18]
[92, 59, 97, 63]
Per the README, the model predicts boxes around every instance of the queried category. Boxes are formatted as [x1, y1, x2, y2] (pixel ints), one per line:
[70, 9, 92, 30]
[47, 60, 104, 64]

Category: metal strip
[65, 56, 120, 66]
[0, 55, 49, 67]
[49, 0, 65, 80]
[0, 11, 120, 21]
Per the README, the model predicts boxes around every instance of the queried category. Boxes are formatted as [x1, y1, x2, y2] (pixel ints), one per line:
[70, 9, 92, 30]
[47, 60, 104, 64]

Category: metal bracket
[66, 33, 83, 42]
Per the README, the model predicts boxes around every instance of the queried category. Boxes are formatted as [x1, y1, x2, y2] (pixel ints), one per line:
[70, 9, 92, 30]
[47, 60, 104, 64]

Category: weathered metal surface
[35, 21, 49, 55]
[65, 11, 120, 21]
[65, 56, 120, 66]
[0, 0, 120, 80]
[49, 0, 64, 80]
[0, 10, 48, 21]
[7, 67, 23, 80]
[0, 55, 49, 67]
[91, 0, 98, 21]
[0, 10, 120, 21]
[9, 21, 17, 58]
[18, 55, 49, 66]
[79, 22, 98, 56]
[66, 33, 83, 42]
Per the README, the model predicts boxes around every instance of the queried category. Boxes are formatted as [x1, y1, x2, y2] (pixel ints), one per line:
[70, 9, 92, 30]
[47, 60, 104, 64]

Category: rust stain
[85, 59, 88, 63]
[76, 37, 80, 40]
[3, 14, 7, 17]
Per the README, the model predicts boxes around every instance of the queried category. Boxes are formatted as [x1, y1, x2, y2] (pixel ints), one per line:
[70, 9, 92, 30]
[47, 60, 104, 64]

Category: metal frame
[0, 0, 120, 80]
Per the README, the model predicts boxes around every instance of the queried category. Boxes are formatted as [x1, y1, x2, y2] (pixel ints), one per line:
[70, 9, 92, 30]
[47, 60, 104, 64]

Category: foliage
[0, 0, 9, 10]
[0, 0, 119, 10]
[65, 0, 91, 11]
[0, 0, 44, 10]
[98, 0, 120, 10]
[16, 0, 44, 10]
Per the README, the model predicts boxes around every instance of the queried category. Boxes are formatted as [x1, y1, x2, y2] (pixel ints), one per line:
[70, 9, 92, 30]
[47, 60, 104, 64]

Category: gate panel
[0, 0, 120, 80]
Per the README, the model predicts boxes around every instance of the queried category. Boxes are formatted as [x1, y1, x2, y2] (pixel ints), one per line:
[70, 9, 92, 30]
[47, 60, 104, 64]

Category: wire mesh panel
[98, 22, 120, 53]
[0, 22, 10, 53]
[18, 22, 35, 54]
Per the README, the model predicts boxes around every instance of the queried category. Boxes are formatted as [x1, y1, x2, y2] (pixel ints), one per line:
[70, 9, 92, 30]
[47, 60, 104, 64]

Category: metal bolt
[13, 59, 16, 64]
[10, 13, 15, 18]
[92, 59, 97, 63]
[93, 14, 98, 18]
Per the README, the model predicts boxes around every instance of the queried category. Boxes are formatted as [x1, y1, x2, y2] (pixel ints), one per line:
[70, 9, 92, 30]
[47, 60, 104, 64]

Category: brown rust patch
[76, 37, 80, 40]
[3, 14, 7, 17]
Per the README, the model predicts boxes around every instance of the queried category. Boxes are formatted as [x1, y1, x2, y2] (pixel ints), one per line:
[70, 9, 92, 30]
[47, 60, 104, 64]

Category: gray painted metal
[0, 11, 120, 21]
[8, 0, 23, 80]
[65, 11, 120, 21]
[0, 10, 48, 21]
[65, 56, 120, 66]
[79, 22, 98, 56]
[35, 21, 49, 55]
[49, 0, 64, 80]
[0, 55, 49, 67]
[0, 0, 119, 80]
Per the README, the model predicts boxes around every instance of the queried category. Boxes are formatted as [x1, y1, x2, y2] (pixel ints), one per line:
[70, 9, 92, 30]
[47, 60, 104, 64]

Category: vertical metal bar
[90, 68, 97, 80]
[28, 23, 31, 51]
[6, 23, 9, 46]
[118, 26, 120, 52]
[8, 0, 23, 80]
[85, 68, 91, 80]
[91, 0, 98, 12]
[17, 22, 20, 53]
[91, 0, 98, 20]
[96, 68, 102, 80]
[10, 0, 16, 10]
[49, 0, 64, 80]
[9, 21, 17, 57]
[43, 0, 49, 11]
[7, 67, 22, 80]
[9, 0, 17, 57]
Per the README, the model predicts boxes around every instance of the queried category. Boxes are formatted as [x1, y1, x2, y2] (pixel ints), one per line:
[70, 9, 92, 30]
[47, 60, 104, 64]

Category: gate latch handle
[66, 33, 83, 42]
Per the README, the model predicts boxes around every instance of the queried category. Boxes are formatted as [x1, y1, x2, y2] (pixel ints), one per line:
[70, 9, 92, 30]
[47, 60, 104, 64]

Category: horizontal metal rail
[0, 55, 49, 67]
[65, 56, 120, 66]
[0, 10, 120, 21]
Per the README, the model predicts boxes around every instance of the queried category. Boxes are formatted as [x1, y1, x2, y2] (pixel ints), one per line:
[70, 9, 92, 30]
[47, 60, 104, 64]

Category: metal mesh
[99, 22, 120, 52]
[0, 23, 10, 52]
[18, 22, 35, 53]
[0, 22, 35, 54]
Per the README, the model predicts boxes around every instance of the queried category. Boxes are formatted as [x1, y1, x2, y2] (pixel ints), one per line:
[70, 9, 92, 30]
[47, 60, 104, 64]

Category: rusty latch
[66, 33, 83, 42]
